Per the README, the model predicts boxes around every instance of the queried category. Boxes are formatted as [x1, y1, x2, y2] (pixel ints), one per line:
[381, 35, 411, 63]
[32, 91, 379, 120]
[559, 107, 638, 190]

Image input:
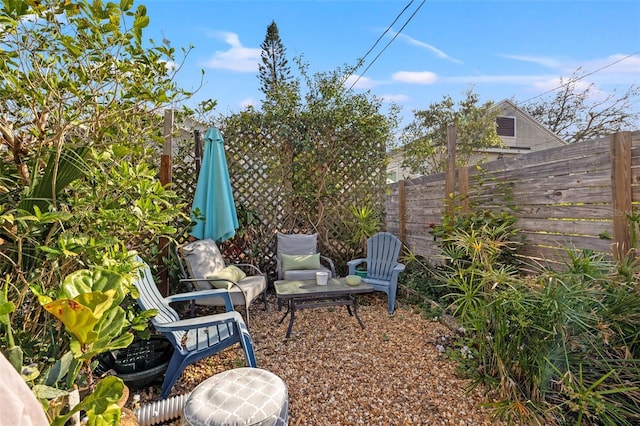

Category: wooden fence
[386, 130, 640, 269]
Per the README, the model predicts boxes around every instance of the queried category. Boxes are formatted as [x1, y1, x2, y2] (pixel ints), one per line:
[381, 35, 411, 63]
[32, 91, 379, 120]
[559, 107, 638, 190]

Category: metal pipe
[134, 393, 191, 426]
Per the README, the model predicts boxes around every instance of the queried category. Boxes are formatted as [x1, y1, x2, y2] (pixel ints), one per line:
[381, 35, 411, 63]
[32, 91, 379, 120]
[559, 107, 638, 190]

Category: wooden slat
[384, 130, 640, 267]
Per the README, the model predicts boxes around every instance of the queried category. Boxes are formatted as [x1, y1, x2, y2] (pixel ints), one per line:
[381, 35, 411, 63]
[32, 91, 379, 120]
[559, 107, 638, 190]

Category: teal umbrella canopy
[190, 127, 239, 242]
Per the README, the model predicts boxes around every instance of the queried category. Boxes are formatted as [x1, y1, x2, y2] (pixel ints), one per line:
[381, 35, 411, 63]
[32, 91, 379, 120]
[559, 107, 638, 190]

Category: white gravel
[131, 292, 502, 425]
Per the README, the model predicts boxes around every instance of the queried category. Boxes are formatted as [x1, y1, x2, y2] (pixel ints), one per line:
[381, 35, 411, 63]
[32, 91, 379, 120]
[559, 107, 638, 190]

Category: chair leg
[388, 285, 397, 315]
[262, 289, 268, 311]
[238, 322, 257, 367]
[244, 302, 251, 329]
[160, 353, 187, 399]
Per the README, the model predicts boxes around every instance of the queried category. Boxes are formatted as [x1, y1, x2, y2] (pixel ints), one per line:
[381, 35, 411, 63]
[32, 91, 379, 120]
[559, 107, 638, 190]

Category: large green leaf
[61, 269, 125, 305]
[81, 307, 133, 360]
[51, 376, 124, 426]
[41, 351, 75, 387]
[43, 295, 109, 345]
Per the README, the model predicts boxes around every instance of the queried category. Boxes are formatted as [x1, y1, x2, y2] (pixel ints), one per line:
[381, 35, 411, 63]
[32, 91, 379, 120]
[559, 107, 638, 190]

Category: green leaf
[41, 351, 74, 387]
[32, 384, 69, 400]
[43, 297, 103, 345]
[3, 346, 23, 372]
[61, 268, 125, 305]
[83, 376, 124, 425]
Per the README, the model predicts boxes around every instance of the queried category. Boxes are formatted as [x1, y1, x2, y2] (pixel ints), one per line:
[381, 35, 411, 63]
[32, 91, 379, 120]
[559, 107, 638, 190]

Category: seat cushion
[183, 367, 288, 426]
[283, 266, 331, 281]
[194, 275, 267, 307]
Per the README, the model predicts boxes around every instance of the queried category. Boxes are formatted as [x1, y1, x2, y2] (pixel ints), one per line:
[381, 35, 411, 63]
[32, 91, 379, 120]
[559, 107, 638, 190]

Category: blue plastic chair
[347, 232, 405, 314]
[132, 256, 257, 399]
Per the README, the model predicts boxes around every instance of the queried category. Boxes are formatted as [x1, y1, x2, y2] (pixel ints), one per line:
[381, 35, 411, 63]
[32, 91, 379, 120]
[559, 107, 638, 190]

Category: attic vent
[496, 116, 515, 137]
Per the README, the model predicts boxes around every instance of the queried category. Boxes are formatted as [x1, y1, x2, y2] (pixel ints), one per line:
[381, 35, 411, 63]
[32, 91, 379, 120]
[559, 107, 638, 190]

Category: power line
[345, 0, 426, 91]
[358, 0, 415, 66]
[518, 49, 640, 106]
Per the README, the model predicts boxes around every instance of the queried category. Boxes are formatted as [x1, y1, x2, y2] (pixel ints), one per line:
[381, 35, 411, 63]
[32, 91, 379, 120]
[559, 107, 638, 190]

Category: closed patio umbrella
[190, 127, 238, 242]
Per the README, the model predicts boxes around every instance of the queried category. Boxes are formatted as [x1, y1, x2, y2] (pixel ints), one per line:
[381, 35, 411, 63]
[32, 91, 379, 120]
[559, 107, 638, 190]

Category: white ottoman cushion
[183, 368, 288, 426]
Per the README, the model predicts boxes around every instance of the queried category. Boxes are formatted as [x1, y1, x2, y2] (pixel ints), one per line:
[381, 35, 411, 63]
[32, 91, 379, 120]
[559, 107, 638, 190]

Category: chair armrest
[347, 258, 366, 275]
[153, 310, 244, 332]
[166, 288, 233, 312]
[393, 263, 406, 272]
[179, 277, 242, 292]
[275, 258, 283, 280]
[320, 255, 336, 277]
[388, 263, 406, 287]
[233, 263, 264, 276]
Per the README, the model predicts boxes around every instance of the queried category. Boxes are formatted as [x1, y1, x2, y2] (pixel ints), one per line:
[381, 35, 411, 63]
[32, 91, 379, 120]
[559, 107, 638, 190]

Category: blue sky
[143, 0, 640, 127]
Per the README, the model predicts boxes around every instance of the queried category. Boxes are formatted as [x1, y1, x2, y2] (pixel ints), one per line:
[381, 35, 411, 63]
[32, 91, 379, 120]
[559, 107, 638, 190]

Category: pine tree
[258, 21, 292, 103]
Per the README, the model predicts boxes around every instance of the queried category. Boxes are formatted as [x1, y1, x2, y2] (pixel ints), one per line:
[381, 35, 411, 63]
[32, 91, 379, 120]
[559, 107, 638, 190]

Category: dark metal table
[274, 278, 374, 339]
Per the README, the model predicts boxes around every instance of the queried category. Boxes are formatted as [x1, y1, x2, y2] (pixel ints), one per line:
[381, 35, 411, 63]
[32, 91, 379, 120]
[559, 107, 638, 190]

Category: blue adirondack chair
[347, 232, 405, 314]
[132, 256, 257, 399]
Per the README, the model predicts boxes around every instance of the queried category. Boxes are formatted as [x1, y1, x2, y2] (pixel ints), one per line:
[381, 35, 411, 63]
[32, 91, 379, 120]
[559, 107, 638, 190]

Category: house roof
[496, 99, 567, 146]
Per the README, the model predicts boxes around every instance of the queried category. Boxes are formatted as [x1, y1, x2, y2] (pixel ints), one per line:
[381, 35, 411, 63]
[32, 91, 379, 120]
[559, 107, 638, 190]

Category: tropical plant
[0, 0, 191, 421]
[35, 264, 156, 424]
[258, 20, 297, 109]
[431, 182, 640, 424]
[348, 203, 382, 255]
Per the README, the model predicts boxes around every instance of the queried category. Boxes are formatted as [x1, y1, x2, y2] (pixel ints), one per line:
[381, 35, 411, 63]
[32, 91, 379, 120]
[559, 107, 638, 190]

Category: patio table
[274, 278, 374, 339]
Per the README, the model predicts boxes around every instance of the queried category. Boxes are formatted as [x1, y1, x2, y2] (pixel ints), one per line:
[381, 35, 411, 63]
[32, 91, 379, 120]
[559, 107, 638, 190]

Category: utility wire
[345, 0, 426, 91]
[357, 0, 415, 66]
[518, 49, 640, 106]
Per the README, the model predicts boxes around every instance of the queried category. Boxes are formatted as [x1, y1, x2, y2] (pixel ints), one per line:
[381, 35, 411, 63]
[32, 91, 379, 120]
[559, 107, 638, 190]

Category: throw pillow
[206, 265, 246, 289]
[281, 253, 321, 271]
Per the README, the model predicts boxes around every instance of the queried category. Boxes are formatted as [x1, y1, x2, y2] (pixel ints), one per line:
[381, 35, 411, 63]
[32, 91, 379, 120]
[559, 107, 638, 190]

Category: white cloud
[392, 71, 438, 85]
[502, 55, 563, 68]
[380, 93, 411, 103]
[580, 54, 640, 84]
[344, 74, 380, 90]
[202, 31, 260, 72]
[445, 74, 555, 85]
[240, 98, 256, 108]
[600, 54, 640, 73]
[502, 53, 640, 84]
[395, 32, 462, 64]
[161, 60, 178, 72]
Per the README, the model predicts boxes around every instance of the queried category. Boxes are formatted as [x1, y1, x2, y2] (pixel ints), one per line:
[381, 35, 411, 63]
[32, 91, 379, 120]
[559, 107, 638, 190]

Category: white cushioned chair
[275, 232, 336, 281]
[177, 239, 267, 326]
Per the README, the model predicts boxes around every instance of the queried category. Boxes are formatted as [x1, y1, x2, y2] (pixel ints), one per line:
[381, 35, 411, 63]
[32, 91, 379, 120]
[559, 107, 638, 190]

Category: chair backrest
[366, 232, 402, 280]
[276, 232, 318, 259]
[132, 256, 184, 347]
[180, 239, 226, 290]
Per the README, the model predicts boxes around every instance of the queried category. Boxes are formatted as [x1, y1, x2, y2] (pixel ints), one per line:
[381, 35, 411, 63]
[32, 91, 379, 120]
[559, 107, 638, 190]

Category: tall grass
[435, 224, 640, 425]
[406, 169, 640, 424]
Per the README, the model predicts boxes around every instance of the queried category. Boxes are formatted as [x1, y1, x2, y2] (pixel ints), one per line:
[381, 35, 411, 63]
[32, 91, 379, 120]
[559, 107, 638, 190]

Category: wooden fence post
[194, 129, 203, 175]
[610, 131, 633, 260]
[459, 166, 469, 214]
[157, 109, 174, 296]
[398, 179, 406, 245]
[445, 125, 457, 216]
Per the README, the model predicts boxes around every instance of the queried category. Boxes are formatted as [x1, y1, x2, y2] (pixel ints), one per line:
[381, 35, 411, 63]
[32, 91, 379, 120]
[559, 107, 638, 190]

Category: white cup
[316, 271, 329, 285]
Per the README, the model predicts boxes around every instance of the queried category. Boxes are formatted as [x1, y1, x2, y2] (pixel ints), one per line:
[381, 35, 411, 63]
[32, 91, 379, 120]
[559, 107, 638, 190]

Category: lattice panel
[170, 115, 388, 280]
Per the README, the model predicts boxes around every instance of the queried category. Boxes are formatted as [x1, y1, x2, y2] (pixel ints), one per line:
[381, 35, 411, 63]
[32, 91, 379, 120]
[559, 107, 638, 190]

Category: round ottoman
[183, 368, 288, 426]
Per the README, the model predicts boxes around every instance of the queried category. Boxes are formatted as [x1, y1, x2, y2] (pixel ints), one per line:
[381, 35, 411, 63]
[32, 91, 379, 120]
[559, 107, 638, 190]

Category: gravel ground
[130, 292, 501, 425]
